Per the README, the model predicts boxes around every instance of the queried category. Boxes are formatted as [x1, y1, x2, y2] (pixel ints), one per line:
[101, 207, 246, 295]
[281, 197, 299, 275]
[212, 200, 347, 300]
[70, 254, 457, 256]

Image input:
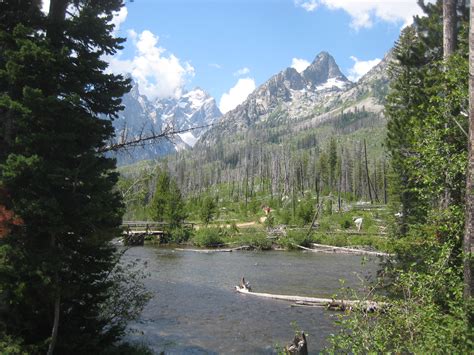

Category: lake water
[124, 246, 379, 354]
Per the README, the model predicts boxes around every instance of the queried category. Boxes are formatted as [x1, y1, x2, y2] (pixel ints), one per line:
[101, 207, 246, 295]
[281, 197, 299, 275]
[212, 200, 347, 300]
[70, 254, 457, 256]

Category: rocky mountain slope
[198, 51, 391, 147]
[113, 80, 222, 164]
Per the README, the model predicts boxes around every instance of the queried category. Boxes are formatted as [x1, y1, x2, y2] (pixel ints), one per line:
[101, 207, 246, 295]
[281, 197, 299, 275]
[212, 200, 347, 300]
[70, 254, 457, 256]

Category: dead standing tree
[464, 0, 474, 300]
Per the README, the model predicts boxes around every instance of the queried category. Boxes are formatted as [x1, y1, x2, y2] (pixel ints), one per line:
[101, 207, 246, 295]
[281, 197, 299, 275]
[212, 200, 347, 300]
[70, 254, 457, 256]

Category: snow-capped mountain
[198, 51, 359, 146]
[156, 88, 222, 147]
[113, 80, 222, 165]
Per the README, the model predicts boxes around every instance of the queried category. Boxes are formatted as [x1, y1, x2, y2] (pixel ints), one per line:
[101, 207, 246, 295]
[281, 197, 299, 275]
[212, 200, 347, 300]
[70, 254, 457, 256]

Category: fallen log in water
[311, 243, 393, 257]
[234, 285, 383, 311]
[175, 245, 251, 253]
[291, 243, 392, 257]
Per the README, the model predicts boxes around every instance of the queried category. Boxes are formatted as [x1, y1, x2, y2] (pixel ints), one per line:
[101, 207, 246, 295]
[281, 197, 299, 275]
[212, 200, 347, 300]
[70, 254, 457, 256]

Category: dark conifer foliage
[386, 0, 469, 236]
[0, 1, 145, 353]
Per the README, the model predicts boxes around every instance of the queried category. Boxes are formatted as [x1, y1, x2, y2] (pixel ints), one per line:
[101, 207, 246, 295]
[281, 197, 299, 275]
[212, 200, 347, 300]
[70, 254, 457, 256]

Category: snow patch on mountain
[316, 77, 349, 91]
[178, 131, 198, 147]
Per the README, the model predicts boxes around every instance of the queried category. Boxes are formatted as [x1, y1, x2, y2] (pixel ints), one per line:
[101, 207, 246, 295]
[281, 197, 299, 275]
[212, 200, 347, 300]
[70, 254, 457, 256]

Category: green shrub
[192, 227, 224, 247]
[277, 208, 292, 225]
[296, 199, 314, 226]
[264, 214, 275, 228]
[278, 229, 312, 249]
[341, 219, 352, 229]
[169, 226, 192, 244]
[229, 222, 239, 233]
[327, 244, 473, 354]
[238, 230, 272, 250]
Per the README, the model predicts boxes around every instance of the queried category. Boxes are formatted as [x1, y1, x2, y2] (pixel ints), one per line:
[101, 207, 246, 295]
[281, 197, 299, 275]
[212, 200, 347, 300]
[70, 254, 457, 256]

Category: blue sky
[104, 0, 429, 113]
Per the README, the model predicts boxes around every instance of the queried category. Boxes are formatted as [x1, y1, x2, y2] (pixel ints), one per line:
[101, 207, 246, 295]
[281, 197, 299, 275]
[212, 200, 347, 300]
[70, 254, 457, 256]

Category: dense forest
[0, 1, 149, 353]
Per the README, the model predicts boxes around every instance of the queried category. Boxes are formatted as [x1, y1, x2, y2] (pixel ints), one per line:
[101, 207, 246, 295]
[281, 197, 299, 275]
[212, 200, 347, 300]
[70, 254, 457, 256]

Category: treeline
[161, 109, 388, 205]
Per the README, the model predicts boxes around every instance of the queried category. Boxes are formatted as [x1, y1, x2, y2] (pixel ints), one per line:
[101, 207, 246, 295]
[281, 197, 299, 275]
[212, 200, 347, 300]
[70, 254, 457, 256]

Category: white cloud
[291, 58, 311, 73]
[41, 0, 50, 14]
[233, 67, 250, 76]
[111, 6, 128, 35]
[209, 63, 222, 69]
[294, 0, 319, 12]
[219, 78, 256, 114]
[294, 0, 429, 29]
[106, 29, 195, 100]
[348, 56, 381, 82]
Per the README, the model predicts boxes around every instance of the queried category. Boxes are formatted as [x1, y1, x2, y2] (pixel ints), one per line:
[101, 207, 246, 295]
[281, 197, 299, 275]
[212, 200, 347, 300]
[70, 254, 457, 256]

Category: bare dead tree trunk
[383, 160, 388, 204]
[364, 139, 373, 204]
[464, 0, 474, 300]
[444, 0, 457, 58]
[372, 159, 380, 202]
[442, 0, 457, 208]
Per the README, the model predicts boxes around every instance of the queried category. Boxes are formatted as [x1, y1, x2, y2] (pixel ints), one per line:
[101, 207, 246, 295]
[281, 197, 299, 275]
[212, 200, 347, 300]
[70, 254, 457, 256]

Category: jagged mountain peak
[197, 49, 391, 149]
[302, 51, 349, 87]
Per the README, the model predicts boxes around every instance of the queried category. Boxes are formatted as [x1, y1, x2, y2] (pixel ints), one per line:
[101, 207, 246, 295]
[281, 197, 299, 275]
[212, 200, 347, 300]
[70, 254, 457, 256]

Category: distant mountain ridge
[113, 80, 222, 164]
[198, 51, 391, 147]
[114, 50, 392, 165]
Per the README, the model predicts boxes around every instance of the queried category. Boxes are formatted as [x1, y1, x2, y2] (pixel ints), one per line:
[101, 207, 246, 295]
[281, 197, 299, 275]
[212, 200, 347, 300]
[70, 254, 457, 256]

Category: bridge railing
[121, 221, 195, 232]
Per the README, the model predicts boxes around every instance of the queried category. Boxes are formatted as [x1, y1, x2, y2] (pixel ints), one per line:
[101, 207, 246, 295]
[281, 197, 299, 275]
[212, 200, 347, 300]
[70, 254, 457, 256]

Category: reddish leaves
[0, 188, 23, 238]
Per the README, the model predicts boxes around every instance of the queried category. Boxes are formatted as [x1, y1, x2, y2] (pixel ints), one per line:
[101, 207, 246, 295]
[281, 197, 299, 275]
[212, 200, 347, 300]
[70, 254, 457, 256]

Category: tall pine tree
[0, 1, 147, 353]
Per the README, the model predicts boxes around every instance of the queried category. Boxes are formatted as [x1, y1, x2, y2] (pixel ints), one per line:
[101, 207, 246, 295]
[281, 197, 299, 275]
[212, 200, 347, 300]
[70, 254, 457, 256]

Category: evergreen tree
[150, 170, 171, 222]
[166, 180, 187, 229]
[386, 26, 428, 234]
[328, 137, 338, 189]
[149, 170, 187, 229]
[200, 196, 217, 224]
[0, 1, 148, 353]
[386, 0, 469, 235]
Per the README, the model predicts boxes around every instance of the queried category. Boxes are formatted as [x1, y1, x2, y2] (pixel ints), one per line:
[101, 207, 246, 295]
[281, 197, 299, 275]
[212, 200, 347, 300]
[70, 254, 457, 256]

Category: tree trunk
[47, 233, 61, 355]
[464, 0, 474, 300]
[444, 0, 457, 59]
[363, 139, 373, 204]
[383, 160, 388, 204]
[442, 0, 457, 208]
[47, 292, 60, 355]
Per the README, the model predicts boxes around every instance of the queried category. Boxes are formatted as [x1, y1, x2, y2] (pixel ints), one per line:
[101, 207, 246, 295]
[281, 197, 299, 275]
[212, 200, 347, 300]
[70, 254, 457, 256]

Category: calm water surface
[124, 246, 379, 354]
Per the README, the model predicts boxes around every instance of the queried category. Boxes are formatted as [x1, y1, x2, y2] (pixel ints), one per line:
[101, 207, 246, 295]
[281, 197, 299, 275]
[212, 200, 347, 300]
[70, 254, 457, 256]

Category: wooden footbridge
[120, 221, 194, 246]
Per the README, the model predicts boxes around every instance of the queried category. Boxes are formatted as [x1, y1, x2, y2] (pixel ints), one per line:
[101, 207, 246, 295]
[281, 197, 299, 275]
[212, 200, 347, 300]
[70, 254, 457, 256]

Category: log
[311, 243, 393, 257]
[175, 245, 251, 253]
[290, 243, 392, 257]
[234, 285, 383, 311]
